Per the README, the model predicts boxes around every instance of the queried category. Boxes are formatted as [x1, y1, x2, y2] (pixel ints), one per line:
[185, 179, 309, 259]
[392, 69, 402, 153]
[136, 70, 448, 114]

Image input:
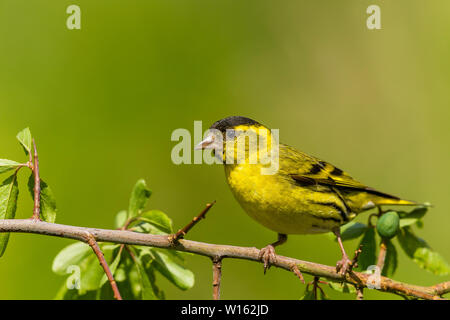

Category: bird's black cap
[210, 116, 261, 133]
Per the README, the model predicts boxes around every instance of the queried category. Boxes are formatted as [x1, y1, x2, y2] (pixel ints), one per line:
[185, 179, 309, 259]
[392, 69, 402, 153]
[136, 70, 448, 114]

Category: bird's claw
[336, 255, 353, 276]
[259, 245, 276, 274]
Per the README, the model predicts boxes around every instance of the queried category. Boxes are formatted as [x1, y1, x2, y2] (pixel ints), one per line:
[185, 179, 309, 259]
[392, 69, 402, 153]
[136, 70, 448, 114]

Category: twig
[377, 239, 388, 272]
[312, 276, 320, 300]
[83, 232, 122, 300]
[121, 217, 138, 231]
[212, 257, 222, 300]
[0, 219, 448, 300]
[346, 245, 365, 286]
[351, 245, 362, 269]
[125, 245, 137, 261]
[431, 281, 450, 297]
[306, 276, 326, 300]
[169, 201, 216, 243]
[31, 139, 41, 220]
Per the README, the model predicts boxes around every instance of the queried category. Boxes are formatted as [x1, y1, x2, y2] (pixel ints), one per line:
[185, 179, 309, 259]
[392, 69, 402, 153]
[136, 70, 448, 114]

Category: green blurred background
[0, 0, 449, 299]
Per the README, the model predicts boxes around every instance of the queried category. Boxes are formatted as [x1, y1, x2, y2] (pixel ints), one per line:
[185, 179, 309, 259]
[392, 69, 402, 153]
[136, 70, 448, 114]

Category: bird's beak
[195, 134, 215, 150]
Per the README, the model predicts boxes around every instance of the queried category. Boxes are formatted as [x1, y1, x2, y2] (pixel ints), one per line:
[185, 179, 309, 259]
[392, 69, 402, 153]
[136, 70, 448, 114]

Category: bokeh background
[0, 0, 449, 300]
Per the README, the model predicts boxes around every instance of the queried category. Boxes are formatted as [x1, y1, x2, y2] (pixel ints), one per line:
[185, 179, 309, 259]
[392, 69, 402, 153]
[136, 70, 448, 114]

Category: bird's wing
[283, 145, 401, 199]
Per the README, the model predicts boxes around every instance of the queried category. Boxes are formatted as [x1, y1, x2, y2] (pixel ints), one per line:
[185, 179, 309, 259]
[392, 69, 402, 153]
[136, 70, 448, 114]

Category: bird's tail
[366, 187, 429, 207]
[376, 198, 420, 206]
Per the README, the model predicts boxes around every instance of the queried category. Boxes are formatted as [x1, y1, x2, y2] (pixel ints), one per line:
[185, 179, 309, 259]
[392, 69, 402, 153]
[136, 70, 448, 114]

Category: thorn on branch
[169, 201, 216, 244]
[212, 257, 222, 300]
[84, 233, 122, 300]
[351, 245, 363, 271]
[290, 264, 305, 284]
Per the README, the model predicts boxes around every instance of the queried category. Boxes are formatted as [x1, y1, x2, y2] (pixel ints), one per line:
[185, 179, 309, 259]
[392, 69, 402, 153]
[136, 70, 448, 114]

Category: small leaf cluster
[52, 179, 194, 300]
[326, 205, 450, 296]
[300, 278, 358, 300]
[0, 128, 57, 257]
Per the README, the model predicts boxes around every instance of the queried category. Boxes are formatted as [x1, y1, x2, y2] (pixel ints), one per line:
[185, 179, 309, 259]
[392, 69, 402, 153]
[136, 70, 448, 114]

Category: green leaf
[326, 222, 368, 242]
[165, 248, 188, 262]
[101, 244, 121, 251]
[138, 210, 173, 234]
[131, 222, 166, 236]
[397, 227, 426, 257]
[145, 265, 165, 300]
[52, 242, 92, 275]
[355, 228, 377, 271]
[54, 283, 70, 300]
[128, 179, 152, 219]
[414, 249, 450, 276]
[16, 127, 32, 155]
[115, 210, 128, 229]
[328, 281, 356, 294]
[127, 260, 143, 298]
[134, 255, 157, 300]
[151, 249, 195, 290]
[27, 174, 57, 223]
[115, 262, 128, 282]
[54, 283, 86, 300]
[299, 288, 315, 300]
[0, 174, 19, 257]
[79, 255, 107, 293]
[111, 256, 140, 299]
[0, 159, 22, 174]
[340, 222, 368, 241]
[318, 290, 329, 300]
[397, 227, 450, 275]
[399, 207, 428, 228]
[80, 245, 119, 292]
[382, 240, 398, 277]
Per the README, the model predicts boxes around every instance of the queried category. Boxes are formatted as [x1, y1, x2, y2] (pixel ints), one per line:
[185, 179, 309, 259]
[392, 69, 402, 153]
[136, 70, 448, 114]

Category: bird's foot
[259, 244, 277, 274]
[336, 255, 353, 276]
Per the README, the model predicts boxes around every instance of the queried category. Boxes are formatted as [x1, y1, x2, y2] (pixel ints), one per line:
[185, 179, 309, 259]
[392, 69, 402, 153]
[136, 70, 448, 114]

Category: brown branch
[431, 281, 450, 296]
[212, 257, 222, 300]
[169, 201, 216, 243]
[0, 219, 448, 300]
[31, 139, 41, 220]
[83, 232, 122, 300]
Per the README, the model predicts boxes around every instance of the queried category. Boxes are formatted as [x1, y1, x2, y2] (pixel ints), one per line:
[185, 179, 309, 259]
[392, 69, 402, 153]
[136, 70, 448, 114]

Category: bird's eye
[226, 130, 236, 139]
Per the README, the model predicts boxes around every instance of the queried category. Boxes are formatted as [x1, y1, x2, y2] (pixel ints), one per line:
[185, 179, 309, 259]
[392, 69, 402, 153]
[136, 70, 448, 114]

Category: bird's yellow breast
[224, 163, 343, 234]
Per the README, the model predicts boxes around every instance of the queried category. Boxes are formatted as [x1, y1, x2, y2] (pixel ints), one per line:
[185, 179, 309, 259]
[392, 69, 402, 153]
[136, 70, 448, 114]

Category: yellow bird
[196, 116, 418, 275]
